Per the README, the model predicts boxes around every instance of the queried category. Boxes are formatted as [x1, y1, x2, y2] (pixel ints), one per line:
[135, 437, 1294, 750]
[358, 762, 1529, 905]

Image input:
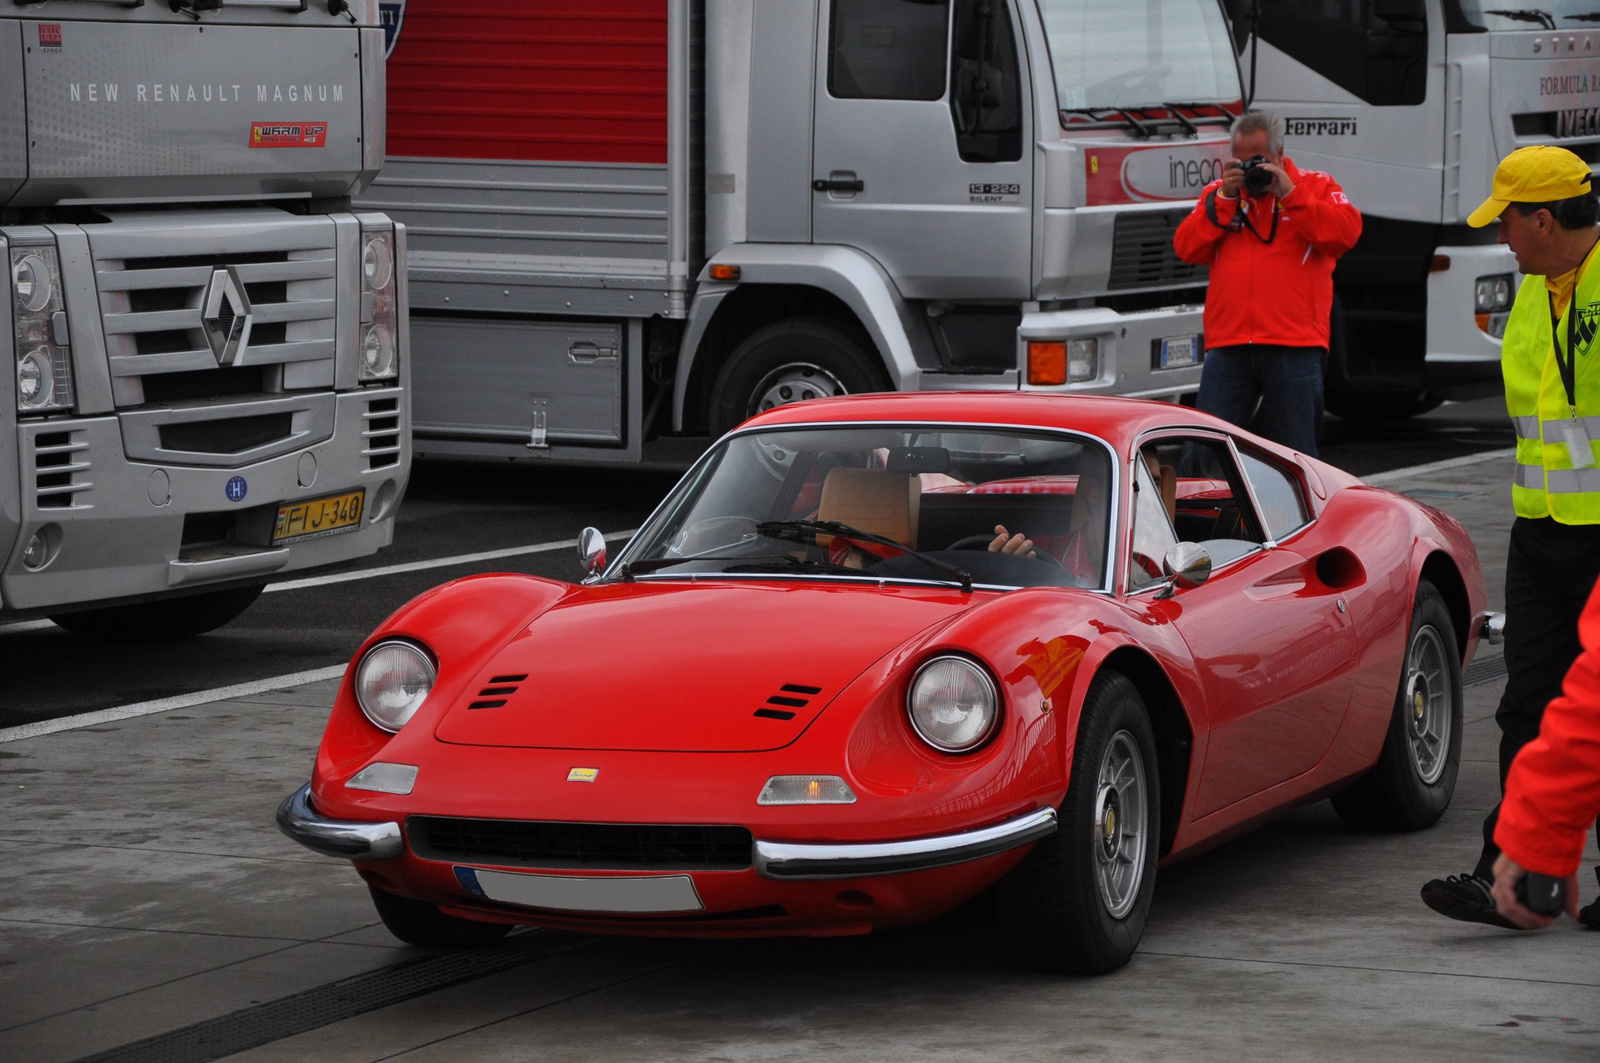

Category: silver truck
[1223, 0, 1595, 420]
[362, 0, 1244, 463]
[3, 1, 410, 638]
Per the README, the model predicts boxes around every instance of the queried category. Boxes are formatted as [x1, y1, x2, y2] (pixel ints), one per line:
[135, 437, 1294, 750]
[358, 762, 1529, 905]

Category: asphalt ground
[0, 397, 1516, 729]
[1, 445, 1594, 1062]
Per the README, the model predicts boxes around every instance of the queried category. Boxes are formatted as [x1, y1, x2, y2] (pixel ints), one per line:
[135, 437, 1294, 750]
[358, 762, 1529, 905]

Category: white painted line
[1363, 448, 1517, 487]
[0, 665, 347, 745]
[263, 529, 637, 594]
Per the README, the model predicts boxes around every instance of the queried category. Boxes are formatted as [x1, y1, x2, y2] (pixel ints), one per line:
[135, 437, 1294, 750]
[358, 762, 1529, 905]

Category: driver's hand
[1219, 159, 1245, 198]
[989, 525, 1036, 557]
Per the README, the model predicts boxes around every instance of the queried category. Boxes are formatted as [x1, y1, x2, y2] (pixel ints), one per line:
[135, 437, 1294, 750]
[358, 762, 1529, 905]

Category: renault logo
[201, 266, 253, 366]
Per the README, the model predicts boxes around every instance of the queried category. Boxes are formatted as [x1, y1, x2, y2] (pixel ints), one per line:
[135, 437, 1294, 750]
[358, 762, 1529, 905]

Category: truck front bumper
[2, 386, 409, 615]
[1424, 243, 1512, 400]
[1013, 303, 1207, 401]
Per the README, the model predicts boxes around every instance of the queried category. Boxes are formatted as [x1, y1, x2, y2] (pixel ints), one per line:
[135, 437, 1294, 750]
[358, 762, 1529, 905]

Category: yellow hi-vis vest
[1504, 256, 1600, 522]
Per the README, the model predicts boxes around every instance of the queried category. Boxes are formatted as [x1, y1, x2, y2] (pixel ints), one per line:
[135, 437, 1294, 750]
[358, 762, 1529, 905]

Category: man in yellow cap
[1421, 145, 1600, 930]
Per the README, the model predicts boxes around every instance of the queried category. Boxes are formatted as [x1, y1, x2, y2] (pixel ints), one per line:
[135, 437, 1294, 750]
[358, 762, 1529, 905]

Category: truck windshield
[616, 426, 1115, 591]
[1455, 3, 1600, 28]
[1039, 0, 1241, 112]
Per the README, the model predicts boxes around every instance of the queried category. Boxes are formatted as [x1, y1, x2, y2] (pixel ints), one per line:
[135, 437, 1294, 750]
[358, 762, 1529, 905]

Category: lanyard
[1549, 293, 1580, 414]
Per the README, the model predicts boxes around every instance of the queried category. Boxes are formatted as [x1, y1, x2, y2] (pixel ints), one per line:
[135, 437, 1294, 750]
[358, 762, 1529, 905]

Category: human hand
[1258, 161, 1294, 199]
[1219, 159, 1245, 198]
[1491, 854, 1580, 929]
[989, 525, 1036, 557]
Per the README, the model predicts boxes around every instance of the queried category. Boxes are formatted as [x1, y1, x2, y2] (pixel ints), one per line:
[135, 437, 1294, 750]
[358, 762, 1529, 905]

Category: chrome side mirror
[577, 527, 607, 579]
[1155, 542, 1212, 599]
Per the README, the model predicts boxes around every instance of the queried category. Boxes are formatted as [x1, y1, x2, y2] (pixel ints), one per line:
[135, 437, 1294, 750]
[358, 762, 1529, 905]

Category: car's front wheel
[998, 671, 1160, 975]
[1331, 578, 1463, 830]
[369, 886, 512, 949]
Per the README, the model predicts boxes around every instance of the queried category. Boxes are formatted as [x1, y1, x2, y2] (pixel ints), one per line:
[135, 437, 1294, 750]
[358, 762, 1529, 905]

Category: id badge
[1562, 419, 1597, 469]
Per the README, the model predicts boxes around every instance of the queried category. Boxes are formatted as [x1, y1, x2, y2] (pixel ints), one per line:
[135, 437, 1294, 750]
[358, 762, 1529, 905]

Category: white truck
[1225, 0, 1600, 419]
[363, 0, 1247, 463]
[3, 1, 410, 637]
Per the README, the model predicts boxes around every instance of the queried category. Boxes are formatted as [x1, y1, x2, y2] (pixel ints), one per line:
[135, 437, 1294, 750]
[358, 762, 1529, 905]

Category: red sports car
[279, 393, 1497, 974]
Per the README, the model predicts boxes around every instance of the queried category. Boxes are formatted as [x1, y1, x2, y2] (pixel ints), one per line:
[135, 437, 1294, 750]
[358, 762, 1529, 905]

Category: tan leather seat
[817, 468, 920, 549]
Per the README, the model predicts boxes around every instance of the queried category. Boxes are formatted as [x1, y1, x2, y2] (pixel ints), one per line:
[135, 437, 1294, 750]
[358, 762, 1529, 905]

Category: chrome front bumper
[276, 783, 402, 860]
[1481, 611, 1506, 646]
[753, 807, 1058, 880]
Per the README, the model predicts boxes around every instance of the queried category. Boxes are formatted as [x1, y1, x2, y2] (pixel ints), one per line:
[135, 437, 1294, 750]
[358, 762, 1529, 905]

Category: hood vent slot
[752, 683, 823, 721]
[469, 676, 525, 710]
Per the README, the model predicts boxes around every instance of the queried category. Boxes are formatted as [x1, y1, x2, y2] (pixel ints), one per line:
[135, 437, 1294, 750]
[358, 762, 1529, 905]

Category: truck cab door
[811, 0, 1033, 300]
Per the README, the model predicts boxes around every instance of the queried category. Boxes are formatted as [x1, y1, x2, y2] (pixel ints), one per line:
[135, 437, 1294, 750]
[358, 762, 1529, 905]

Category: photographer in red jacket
[1174, 110, 1363, 457]
[1491, 577, 1600, 930]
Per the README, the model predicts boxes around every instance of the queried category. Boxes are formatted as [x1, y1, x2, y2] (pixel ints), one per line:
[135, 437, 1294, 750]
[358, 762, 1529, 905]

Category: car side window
[829, 0, 952, 101]
[1238, 449, 1312, 541]
[1127, 455, 1179, 592]
[1141, 437, 1266, 569]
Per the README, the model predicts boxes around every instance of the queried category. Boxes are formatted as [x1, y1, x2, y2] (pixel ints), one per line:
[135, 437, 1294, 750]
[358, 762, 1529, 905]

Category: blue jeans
[1195, 345, 1325, 457]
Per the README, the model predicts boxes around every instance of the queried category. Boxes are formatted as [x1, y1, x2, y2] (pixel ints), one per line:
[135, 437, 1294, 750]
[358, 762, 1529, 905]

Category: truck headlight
[10, 246, 75, 414]
[1474, 273, 1515, 338]
[355, 639, 436, 732]
[907, 656, 1000, 753]
[358, 227, 399, 383]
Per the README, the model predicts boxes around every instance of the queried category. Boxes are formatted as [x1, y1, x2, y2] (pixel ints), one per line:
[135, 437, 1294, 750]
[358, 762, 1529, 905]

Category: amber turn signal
[709, 263, 741, 281]
[1027, 340, 1068, 386]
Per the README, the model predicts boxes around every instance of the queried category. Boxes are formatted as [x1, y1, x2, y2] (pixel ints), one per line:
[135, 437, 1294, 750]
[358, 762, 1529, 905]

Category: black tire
[1331, 579, 1463, 831]
[997, 672, 1161, 975]
[708, 317, 890, 437]
[50, 584, 265, 640]
[368, 886, 512, 949]
[1325, 389, 1443, 422]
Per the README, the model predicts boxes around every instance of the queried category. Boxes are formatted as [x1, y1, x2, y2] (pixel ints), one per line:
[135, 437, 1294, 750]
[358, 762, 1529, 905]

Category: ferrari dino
[279, 393, 1496, 974]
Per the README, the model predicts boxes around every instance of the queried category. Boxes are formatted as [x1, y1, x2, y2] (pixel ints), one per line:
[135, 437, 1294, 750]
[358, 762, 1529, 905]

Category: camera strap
[1205, 190, 1280, 243]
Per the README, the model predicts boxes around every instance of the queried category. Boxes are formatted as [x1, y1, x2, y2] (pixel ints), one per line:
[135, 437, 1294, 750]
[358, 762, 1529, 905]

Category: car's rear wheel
[1331, 579, 1463, 831]
[50, 584, 265, 640]
[368, 886, 512, 949]
[997, 671, 1160, 975]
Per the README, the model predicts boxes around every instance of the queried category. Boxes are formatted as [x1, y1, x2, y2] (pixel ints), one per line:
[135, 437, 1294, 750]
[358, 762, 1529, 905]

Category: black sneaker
[1420, 873, 1521, 929]
[1579, 867, 1600, 930]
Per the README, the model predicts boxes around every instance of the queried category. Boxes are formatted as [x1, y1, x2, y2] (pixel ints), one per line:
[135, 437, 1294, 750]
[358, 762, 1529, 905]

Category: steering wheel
[946, 533, 1065, 568]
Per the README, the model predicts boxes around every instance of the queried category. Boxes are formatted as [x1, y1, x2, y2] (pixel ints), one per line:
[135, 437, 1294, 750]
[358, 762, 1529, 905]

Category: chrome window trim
[604, 419, 1123, 596]
[1230, 441, 1316, 543]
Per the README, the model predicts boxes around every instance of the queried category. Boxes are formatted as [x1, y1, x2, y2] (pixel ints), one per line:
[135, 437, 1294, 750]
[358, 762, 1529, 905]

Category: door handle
[813, 176, 864, 193]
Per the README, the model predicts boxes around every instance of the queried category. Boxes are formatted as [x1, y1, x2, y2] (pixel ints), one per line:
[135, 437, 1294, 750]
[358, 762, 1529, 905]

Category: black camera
[1516, 871, 1568, 917]
[1238, 155, 1276, 197]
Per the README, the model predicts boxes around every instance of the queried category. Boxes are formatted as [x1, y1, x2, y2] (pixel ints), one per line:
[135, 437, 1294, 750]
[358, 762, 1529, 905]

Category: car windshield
[1039, 0, 1241, 112]
[617, 426, 1115, 591]
[1454, 2, 1600, 29]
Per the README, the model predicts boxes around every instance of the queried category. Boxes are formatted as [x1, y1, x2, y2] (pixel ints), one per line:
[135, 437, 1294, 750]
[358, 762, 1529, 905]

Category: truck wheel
[50, 585, 265, 641]
[708, 317, 890, 437]
[1331, 579, 1462, 831]
[1325, 390, 1443, 422]
[997, 671, 1160, 975]
[369, 886, 511, 949]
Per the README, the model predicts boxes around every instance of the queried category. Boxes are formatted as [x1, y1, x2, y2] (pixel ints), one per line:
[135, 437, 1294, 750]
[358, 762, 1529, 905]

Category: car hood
[434, 580, 976, 752]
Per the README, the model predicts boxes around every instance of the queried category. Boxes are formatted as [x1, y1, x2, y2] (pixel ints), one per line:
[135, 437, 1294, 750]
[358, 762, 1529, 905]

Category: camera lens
[1244, 163, 1275, 197]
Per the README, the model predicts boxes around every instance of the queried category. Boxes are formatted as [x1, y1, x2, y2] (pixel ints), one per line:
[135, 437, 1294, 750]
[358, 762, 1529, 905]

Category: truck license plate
[273, 490, 365, 544]
[1158, 335, 1202, 369]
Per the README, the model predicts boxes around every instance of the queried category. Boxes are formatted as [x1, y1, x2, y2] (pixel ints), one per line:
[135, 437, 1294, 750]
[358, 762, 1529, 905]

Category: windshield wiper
[757, 519, 973, 593]
[618, 553, 863, 579]
[1562, 11, 1600, 20]
[1485, 8, 1558, 27]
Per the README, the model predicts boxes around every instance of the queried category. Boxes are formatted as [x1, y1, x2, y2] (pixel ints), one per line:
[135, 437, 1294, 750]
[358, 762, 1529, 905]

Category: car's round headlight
[13, 254, 52, 313]
[355, 640, 436, 732]
[17, 348, 54, 409]
[907, 656, 1000, 753]
[361, 324, 395, 378]
[361, 236, 394, 290]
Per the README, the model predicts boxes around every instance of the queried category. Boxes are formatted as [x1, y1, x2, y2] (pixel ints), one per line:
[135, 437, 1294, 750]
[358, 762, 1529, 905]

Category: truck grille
[87, 213, 340, 407]
[32, 430, 92, 510]
[1108, 210, 1207, 290]
[406, 817, 754, 871]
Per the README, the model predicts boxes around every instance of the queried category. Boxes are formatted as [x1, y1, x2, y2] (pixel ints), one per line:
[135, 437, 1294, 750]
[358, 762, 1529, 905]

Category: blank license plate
[273, 490, 365, 544]
[1158, 335, 1202, 369]
[455, 867, 705, 913]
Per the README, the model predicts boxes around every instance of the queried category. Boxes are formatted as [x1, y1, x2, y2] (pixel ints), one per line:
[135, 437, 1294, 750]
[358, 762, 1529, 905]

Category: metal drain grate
[71, 928, 586, 1063]
[1463, 654, 1507, 688]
